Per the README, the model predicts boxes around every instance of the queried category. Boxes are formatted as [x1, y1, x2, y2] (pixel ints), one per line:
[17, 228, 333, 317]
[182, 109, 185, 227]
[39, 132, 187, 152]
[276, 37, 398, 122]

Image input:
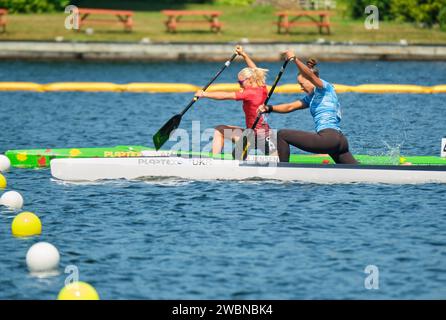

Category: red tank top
[235, 86, 270, 133]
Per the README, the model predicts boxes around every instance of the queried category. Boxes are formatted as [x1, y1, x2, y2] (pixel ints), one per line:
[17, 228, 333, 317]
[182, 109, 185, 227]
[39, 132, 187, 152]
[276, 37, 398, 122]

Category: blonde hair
[238, 67, 269, 86]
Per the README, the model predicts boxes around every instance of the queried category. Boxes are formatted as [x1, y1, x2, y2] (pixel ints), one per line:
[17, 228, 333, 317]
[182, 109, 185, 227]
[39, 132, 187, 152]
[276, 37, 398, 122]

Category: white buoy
[0, 155, 10, 172]
[0, 191, 24, 210]
[26, 242, 60, 276]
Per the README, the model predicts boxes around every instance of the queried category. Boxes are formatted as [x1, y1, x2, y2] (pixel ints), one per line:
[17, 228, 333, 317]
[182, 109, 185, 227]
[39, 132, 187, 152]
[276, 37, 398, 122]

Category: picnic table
[275, 10, 332, 34]
[77, 8, 134, 32]
[0, 8, 7, 33]
[161, 10, 222, 33]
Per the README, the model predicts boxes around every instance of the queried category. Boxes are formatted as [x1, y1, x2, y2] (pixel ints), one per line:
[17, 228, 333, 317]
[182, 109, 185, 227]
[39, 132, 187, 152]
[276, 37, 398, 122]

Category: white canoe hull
[50, 157, 446, 184]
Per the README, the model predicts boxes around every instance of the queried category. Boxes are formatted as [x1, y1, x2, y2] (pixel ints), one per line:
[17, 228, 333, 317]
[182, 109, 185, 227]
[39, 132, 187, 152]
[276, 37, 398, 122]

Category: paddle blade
[152, 114, 182, 150]
[241, 138, 250, 160]
[232, 135, 251, 160]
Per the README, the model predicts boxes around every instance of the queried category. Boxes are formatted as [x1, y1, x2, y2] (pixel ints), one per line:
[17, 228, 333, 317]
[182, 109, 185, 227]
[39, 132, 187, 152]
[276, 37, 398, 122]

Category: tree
[344, 0, 446, 27]
[0, 0, 69, 13]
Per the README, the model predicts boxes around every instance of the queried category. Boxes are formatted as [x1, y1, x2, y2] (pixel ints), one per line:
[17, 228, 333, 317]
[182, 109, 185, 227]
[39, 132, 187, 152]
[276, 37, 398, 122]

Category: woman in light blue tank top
[258, 50, 357, 164]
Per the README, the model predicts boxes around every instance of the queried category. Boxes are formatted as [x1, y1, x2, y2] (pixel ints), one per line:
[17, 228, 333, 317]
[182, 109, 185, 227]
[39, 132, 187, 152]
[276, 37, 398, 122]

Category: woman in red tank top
[195, 46, 270, 156]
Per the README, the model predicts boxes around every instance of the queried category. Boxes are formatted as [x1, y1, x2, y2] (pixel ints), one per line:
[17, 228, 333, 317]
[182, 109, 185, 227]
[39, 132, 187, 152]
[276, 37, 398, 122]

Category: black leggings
[277, 128, 358, 164]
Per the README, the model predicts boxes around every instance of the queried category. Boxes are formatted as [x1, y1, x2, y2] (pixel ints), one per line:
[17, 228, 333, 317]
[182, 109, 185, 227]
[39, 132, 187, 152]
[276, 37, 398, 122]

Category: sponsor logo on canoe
[141, 150, 172, 157]
[192, 159, 213, 166]
[104, 151, 142, 158]
[137, 158, 183, 166]
[246, 155, 279, 163]
[16, 153, 28, 162]
[69, 149, 82, 157]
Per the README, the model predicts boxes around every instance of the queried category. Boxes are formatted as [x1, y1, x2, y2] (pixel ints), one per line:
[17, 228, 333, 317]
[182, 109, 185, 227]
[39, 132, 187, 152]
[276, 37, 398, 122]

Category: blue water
[0, 60, 445, 299]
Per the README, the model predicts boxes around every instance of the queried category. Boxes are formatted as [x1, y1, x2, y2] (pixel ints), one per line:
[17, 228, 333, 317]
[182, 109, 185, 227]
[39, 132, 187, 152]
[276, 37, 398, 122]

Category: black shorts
[276, 128, 358, 164]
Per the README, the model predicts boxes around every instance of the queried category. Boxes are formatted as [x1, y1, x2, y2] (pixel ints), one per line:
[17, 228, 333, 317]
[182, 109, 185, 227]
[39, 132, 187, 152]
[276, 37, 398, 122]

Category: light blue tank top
[301, 79, 341, 133]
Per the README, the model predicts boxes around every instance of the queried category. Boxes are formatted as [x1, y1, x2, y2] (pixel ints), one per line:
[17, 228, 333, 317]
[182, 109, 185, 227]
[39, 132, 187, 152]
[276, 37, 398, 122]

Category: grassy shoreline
[0, 4, 445, 44]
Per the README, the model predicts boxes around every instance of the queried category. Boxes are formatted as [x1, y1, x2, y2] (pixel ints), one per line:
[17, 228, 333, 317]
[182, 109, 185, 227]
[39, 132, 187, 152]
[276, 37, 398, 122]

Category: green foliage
[69, 0, 212, 11]
[346, 0, 393, 20]
[439, 7, 446, 30]
[1, 0, 212, 13]
[0, 0, 70, 13]
[391, 0, 446, 26]
[213, 0, 255, 5]
[389, 0, 415, 22]
[346, 0, 446, 27]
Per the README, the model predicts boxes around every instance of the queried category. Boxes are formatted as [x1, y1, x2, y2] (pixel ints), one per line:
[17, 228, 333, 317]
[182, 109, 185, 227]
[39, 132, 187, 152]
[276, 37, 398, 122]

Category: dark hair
[306, 58, 320, 77]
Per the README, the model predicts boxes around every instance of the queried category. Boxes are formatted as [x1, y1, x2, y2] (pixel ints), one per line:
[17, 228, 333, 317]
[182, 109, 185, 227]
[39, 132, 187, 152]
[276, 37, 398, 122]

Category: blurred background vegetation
[0, 0, 444, 30]
[346, 0, 446, 29]
[0, 0, 69, 13]
[0, 0, 445, 42]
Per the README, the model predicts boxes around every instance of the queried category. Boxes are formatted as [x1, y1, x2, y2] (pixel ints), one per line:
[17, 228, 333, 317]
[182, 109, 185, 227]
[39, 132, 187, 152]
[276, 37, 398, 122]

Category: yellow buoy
[352, 84, 429, 94]
[43, 82, 122, 92]
[333, 84, 354, 93]
[206, 83, 240, 92]
[11, 212, 42, 237]
[274, 84, 303, 94]
[57, 282, 100, 300]
[0, 82, 43, 92]
[123, 82, 198, 93]
[431, 85, 446, 94]
[0, 173, 6, 189]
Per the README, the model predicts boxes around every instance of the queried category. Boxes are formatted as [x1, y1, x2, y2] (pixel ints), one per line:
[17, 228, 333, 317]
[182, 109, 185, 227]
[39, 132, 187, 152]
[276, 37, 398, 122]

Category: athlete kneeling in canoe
[258, 50, 357, 164]
[195, 46, 272, 156]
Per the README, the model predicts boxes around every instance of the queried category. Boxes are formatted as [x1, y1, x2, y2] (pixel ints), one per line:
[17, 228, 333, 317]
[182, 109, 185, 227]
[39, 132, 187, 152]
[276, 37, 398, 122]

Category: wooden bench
[161, 10, 222, 33]
[77, 8, 134, 32]
[275, 10, 332, 34]
[0, 8, 7, 33]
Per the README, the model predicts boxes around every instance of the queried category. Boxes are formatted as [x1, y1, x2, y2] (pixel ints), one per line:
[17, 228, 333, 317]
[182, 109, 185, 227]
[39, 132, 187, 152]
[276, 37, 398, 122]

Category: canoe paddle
[233, 57, 292, 160]
[153, 53, 238, 150]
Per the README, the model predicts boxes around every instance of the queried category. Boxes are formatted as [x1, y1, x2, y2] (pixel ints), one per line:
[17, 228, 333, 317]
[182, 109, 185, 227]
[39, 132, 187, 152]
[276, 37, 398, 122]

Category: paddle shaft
[180, 53, 238, 117]
[249, 58, 291, 130]
[153, 53, 238, 150]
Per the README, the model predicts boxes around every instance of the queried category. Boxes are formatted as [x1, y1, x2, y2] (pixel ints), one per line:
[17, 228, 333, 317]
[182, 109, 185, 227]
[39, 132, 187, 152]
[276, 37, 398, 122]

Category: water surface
[0, 60, 445, 299]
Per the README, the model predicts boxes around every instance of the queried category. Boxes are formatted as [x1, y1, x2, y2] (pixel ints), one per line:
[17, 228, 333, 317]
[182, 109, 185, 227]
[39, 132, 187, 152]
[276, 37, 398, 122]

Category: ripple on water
[1, 61, 446, 299]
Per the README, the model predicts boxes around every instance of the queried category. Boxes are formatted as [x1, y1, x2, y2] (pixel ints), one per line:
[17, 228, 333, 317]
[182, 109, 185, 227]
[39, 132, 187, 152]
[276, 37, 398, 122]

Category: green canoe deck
[5, 145, 446, 169]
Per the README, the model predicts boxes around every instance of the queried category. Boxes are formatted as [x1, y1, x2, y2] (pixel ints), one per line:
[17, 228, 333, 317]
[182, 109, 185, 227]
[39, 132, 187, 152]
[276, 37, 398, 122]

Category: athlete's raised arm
[284, 50, 324, 89]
